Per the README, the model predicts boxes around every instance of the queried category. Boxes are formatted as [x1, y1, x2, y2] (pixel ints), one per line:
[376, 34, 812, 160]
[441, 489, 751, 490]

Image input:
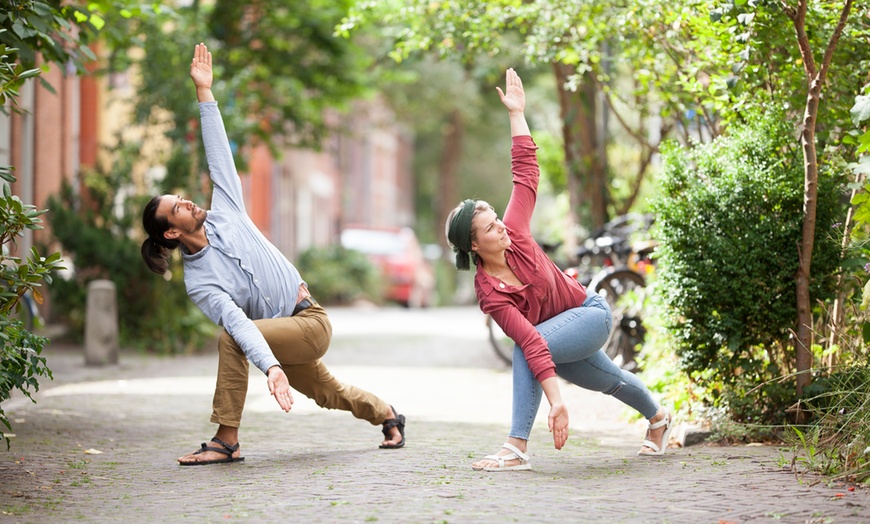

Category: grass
[785, 364, 870, 483]
[0, 504, 32, 516]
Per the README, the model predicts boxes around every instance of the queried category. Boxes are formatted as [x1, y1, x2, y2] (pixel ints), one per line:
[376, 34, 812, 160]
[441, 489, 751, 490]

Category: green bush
[296, 245, 382, 305]
[0, 167, 64, 449]
[46, 154, 216, 354]
[653, 108, 843, 428]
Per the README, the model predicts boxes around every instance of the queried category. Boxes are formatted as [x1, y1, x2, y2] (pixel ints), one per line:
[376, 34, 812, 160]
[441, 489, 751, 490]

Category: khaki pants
[210, 303, 391, 428]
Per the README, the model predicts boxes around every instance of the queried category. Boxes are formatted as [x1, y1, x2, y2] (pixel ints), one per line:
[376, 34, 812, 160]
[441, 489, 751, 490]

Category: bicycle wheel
[590, 268, 646, 371]
[486, 314, 515, 365]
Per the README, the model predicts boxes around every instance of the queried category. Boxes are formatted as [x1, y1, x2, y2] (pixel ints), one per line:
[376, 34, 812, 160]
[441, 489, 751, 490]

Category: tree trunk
[795, 84, 820, 396]
[787, 0, 853, 396]
[436, 109, 464, 246]
[553, 62, 608, 234]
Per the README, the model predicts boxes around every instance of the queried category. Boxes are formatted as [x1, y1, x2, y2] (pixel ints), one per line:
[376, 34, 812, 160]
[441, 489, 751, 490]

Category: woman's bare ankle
[505, 437, 528, 453]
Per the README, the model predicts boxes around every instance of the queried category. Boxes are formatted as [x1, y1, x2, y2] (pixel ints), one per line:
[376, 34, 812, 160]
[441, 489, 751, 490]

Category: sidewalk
[2, 339, 869, 522]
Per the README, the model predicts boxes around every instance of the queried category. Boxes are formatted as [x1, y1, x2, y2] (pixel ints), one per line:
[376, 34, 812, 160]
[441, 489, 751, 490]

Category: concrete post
[84, 279, 119, 366]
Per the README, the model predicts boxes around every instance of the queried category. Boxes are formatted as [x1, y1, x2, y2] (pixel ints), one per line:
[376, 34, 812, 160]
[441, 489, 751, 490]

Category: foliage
[342, 0, 870, 210]
[99, 0, 373, 191]
[0, 0, 104, 449]
[653, 108, 843, 428]
[0, 167, 64, 449]
[0, 319, 50, 450]
[786, 365, 870, 483]
[0, 28, 39, 108]
[296, 245, 382, 305]
[840, 87, 870, 352]
[0, 0, 106, 104]
[45, 140, 216, 354]
[779, 87, 870, 482]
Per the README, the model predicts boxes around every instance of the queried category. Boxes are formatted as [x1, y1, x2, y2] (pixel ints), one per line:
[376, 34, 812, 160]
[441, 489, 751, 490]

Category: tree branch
[780, 0, 797, 20]
[592, 74, 655, 150]
[790, 0, 818, 80]
[617, 137, 665, 216]
[818, 0, 854, 85]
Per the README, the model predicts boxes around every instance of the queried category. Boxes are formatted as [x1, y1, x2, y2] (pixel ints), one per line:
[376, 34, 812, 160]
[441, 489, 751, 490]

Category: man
[140, 43, 405, 465]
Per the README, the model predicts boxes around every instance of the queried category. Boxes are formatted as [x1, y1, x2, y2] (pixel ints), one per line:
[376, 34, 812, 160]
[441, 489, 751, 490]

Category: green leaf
[847, 156, 870, 176]
[88, 14, 105, 31]
[852, 95, 870, 126]
[17, 68, 40, 80]
[857, 129, 870, 154]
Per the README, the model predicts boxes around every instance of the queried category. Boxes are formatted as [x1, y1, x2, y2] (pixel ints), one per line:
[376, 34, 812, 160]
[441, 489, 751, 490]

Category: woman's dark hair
[141, 195, 181, 275]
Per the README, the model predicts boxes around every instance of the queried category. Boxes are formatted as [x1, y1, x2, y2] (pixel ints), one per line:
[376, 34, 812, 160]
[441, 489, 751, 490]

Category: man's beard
[184, 208, 207, 234]
[193, 209, 206, 231]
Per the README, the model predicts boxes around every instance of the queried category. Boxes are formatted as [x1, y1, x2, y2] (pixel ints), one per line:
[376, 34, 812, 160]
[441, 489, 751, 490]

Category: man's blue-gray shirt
[181, 101, 304, 374]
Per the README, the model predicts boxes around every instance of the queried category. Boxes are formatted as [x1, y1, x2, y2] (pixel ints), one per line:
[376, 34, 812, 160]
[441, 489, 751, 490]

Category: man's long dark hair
[141, 195, 180, 274]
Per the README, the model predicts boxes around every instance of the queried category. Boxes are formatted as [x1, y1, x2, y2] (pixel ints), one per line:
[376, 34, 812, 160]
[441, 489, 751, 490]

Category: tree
[106, 0, 374, 183]
[344, 0, 870, 402]
[783, 0, 854, 395]
[341, 0, 724, 234]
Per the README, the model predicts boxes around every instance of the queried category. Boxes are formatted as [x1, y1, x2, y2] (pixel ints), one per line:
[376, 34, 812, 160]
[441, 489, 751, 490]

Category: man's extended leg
[255, 304, 403, 447]
[283, 359, 404, 448]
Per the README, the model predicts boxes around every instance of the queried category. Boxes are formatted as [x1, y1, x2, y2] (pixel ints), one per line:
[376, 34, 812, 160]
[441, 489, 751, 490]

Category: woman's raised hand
[190, 43, 213, 90]
[496, 68, 526, 114]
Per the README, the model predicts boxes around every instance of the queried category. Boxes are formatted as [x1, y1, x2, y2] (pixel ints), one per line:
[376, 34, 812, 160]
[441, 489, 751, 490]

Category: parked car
[340, 226, 435, 308]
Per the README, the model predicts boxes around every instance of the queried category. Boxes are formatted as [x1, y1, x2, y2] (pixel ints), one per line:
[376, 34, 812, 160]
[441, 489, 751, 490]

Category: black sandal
[179, 437, 245, 466]
[379, 405, 406, 449]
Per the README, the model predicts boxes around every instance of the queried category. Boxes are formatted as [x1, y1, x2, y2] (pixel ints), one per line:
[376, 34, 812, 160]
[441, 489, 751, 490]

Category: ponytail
[140, 237, 178, 275]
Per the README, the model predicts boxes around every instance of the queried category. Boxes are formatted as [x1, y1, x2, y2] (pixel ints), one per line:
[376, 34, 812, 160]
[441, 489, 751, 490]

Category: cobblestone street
[1, 306, 867, 523]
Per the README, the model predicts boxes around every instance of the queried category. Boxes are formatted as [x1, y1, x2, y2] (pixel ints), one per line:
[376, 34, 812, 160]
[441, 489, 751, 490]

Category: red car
[340, 227, 435, 308]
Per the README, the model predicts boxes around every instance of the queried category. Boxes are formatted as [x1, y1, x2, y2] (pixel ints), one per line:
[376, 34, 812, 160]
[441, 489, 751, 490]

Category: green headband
[448, 199, 477, 271]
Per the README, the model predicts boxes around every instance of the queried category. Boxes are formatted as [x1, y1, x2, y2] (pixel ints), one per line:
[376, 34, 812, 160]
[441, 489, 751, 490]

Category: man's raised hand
[190, 43, 213, 90]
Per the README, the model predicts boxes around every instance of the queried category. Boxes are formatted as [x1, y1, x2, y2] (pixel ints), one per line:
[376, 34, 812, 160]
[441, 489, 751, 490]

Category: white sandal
[637, 409, 674, 456]
[472, 442, 532, 472]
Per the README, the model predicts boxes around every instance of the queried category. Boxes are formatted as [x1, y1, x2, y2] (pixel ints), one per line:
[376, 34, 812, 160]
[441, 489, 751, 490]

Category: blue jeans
[509, 291, 659, 440]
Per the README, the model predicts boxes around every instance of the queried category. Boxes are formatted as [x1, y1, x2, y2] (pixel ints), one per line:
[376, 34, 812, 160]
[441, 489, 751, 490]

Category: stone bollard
[84, 279, 119, 366]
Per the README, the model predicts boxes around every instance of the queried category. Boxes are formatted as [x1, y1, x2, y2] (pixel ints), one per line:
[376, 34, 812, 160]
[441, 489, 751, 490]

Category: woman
[445, 68, 671, 471]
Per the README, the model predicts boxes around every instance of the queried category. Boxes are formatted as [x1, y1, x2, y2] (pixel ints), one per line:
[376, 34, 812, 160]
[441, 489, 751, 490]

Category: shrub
[296, 245, 382, 305]
[653, 107, 843, 429]
[0, 167, 64, 449]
